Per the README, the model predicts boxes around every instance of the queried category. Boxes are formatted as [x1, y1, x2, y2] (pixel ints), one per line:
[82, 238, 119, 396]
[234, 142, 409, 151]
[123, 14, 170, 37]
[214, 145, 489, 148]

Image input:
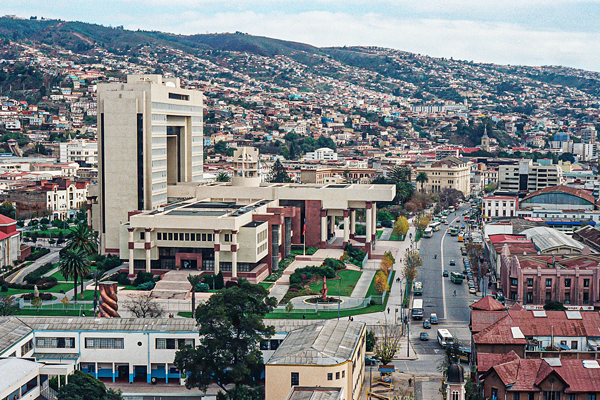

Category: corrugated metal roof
[523, 227, 584, 253]
[19, 317, 198, 332]
[0, 317, 33, 355]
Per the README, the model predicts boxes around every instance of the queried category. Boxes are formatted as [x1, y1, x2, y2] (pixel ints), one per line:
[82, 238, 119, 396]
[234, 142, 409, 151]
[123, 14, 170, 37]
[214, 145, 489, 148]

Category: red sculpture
[320, 275, 328, 300]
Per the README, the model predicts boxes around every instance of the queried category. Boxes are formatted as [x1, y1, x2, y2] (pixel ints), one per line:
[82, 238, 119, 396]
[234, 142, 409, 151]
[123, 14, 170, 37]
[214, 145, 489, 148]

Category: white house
[305, 147, 338, 161]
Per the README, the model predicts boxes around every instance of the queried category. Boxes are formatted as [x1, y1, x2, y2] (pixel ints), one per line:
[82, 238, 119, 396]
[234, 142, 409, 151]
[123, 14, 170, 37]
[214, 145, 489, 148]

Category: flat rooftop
[17, 317, 198, 332]
[148, 199, 273, 218]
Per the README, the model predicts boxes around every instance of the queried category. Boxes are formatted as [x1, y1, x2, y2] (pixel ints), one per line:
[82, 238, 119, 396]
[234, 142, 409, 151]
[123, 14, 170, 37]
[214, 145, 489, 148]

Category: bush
[323, 258, 344, 271]
[24, 262, 56, 285]
[116, 272, 131, 286]
[289, 283, 304, 290]
[195, 282, 210, 292]
[0, 284, 7, 292]
[132, 271, 154, 286]
[289, 265, 335, 285]
[137, 281, 155, 291]
[22, 292, 53, 300]
[24, 247, 50, 262]
[366, 330, 376, 352]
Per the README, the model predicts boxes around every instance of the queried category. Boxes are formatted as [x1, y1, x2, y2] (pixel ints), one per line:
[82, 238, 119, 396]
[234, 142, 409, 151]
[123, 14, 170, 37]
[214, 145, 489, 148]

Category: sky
[6, 0, 600, 72]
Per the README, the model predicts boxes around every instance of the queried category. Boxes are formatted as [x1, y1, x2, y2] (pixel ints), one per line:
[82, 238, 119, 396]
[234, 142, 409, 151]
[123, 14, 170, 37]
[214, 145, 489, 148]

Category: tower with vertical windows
[96, 75, 203, 254]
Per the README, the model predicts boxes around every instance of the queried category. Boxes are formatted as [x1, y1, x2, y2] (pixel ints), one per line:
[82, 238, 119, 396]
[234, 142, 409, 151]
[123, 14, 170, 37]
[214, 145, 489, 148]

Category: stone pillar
[86, 202, 93, 230]
[213, 230, 220, 275]
[372, 202, 377, 250]
[145, 228, 151, 273]
[128, 228, 135, 275]
[350, 209, 356, 238]
[272, 224, 280, 271]
[231, 230, 238, 278]
[329, 214, 336, 239]
[320, 209, 327, 247]
[365, 203, 373, 256]
[284, 217, 292, 257]
[343, 210, 350, 246]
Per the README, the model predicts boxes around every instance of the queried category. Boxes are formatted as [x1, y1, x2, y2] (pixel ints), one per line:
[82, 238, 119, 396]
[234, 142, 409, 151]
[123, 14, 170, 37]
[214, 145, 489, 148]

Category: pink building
[482, 195, 518, 219]
[500, 247, 600, 307]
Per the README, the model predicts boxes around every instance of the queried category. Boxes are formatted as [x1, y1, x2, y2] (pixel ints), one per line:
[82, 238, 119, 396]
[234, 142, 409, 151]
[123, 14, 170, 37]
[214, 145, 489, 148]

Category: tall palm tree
[215, 172, 231, 182]
[59, 248, 91, 302]
[66, 223, 98, 256]
[416, 172, 429, 193]
[187, 274, 203, 318]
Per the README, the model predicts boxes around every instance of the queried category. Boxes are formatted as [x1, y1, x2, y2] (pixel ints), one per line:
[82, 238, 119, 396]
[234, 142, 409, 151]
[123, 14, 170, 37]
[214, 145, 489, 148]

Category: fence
[41, 381, 58, 400]
[361, 252, 369, 269]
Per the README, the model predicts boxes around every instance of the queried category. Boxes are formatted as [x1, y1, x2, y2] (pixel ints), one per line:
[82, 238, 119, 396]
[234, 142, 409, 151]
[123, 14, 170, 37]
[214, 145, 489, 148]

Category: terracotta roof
[573, 226, 600, 249]
[470, 296, 507, 311]
[556, 359, 600, 393]
[521, 185, 596, 206]
[0, 214, 16, 226]
[470, 310, 507, 334]
[477, 351, 519, 373]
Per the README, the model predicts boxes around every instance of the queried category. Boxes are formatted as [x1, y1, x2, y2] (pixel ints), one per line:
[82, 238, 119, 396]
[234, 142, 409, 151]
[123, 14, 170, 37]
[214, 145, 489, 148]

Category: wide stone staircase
[151, 270, 201, 300]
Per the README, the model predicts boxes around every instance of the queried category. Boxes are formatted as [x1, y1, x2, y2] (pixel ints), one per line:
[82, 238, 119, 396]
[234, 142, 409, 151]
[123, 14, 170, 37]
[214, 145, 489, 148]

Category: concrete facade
[497, 159, 563, 192]
[482, 196, 518, 219]
[415, 156, 471, 195]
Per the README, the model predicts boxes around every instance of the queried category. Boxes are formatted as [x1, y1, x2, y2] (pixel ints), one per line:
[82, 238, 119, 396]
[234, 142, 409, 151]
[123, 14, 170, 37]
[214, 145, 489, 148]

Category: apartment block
[497, 159, 562, 192]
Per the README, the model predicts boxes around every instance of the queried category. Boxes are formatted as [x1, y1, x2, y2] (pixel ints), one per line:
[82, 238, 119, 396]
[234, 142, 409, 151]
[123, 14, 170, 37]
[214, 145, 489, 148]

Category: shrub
[289, 283, 304, 290]
[22, 292, 53, 300]
[137, 281, 155, 291]
[24, 247, 50, 262]
[323, 258, 344, 271]
[116, 273, 131, 286]
[24, 262, 56, 284]
[0, 284, 7, 292]
[195, 282, 209, 292]
[366, 330, 376, 352]
[289, 265, 335, 285]
[133, 271, 154, 286]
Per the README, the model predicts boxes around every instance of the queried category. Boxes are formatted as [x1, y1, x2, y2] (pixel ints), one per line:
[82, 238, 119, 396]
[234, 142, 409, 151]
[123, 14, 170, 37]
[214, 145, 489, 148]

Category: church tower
[446, 361, 466, 400]
[481, 126, 491, 152]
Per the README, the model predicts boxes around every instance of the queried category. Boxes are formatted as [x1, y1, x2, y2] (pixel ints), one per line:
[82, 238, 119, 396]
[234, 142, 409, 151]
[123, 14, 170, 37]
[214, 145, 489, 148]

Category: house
[0, 215, 21, 267]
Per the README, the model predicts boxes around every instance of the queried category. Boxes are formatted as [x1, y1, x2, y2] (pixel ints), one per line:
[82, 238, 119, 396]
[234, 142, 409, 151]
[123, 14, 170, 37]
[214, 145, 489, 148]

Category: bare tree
[125, 294, 164, 318]
[373, 323, 403, 365]
[0, 295, 17, 316]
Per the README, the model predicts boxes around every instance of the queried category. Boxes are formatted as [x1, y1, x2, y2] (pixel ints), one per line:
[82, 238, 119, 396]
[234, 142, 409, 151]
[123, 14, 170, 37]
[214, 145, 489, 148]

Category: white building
[43, 179, 89, 220]
[59, 140, 98, 166]
[0, 215, 21, 267]
[305, 147, 338, 161]
[497, 160, 563, 192]
[482, 196, 518, 219]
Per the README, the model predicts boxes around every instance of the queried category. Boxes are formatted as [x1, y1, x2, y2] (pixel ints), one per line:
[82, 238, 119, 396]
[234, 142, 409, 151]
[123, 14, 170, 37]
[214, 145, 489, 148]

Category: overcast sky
[7, 0, 600, 72]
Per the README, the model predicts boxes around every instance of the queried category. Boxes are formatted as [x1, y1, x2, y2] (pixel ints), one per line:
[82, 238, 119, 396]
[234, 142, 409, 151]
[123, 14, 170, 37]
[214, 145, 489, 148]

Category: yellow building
[415, 156, 471, 196]
[265, 320, 366, 400]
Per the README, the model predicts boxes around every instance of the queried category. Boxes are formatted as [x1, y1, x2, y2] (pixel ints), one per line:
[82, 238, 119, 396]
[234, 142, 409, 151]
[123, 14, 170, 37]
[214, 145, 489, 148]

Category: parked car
[420, 331, 429, 341]
[469, 287, 477, 294]
[461, 248, 468, 256]
[430, 313, 438, 324]
[423, 319, 431, 329]
[449, 260, 456, 266]
[365, 356, 378, 366]
[443, 269, 449, 277]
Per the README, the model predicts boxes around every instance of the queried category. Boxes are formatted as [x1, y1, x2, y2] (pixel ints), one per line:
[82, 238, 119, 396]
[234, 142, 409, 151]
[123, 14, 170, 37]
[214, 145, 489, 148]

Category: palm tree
[215, 172, 231, 182]
[59, 248, 91, 302]
[66, 223, 98, 256]
[187, 274, 203, 318]
[416, 172, 429, 193]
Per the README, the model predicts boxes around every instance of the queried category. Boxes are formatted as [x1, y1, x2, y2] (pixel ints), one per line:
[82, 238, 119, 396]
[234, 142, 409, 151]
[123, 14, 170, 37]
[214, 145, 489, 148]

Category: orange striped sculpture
[99, 282, 120, 318]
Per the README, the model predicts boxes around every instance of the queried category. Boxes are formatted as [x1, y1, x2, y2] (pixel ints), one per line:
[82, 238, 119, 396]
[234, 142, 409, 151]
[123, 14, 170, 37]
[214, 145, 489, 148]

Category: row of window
[257, 242, 268, 255]
[257, 229, 268, 243]
[156, 338, 195, 349]
[327, 370, 346, 381]
[35, 337, 194, 350]
[156, 232, 216, 242]
[524, 291, 590, 304]
[519, 277, 591, 288]
[85, 338, 124, 349]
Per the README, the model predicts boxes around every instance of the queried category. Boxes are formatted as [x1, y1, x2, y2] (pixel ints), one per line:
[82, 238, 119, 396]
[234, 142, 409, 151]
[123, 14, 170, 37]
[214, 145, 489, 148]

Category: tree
[374, 270, 389, 294]
[544, 301, 567, 311]
[214, 140, 228, 154]
[0, 201, 16, 219]
[59, 248, 91, 301]
[215, 172, 230, 182]
[32, 295, 42, 312]
[388, 165, 412, 184]
[57, 370, 123, 400]
[0, 295, 16, 316]
[65, 223, 98, 256]
[174, 280, 276, 396]
[373, 323, 402, 365]
[125, 293, 164, 318]
[187, 274, 203, 318]
[403, 249, 422, 283]
[414, 214, 430, 231]
[392, 216, 409, 237]
[268, 159, 292, 183]
[416, 171, 429, 193]
[558, 152, 575, 163]
[377, 209, 394, 222]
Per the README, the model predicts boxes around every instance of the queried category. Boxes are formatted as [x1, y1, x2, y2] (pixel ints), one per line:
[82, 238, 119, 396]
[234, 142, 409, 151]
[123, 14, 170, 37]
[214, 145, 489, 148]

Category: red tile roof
[0, 214, 16, 226]
[477, 351, 519, 373]
[470, 296, 507, 311]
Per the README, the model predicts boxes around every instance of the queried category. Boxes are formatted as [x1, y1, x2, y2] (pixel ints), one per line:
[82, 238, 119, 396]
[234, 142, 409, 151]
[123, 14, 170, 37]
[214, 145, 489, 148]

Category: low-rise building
[305, 147, 338, 161]
[59, 139, 98, 166]
[497, 159, 563, 193]
[0, 215, 21, 267]
[415, 156, 471, 195]
[482, 195, 518, 220]
[265, 320, 366, 400]
[44, 179, 89, 220]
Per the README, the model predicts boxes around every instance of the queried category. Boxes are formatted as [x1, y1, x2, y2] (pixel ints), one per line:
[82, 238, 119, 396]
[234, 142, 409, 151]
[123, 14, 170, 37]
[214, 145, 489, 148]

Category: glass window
[511, 278, 518, 286]
[191, 233, 196, 241]
[513, 394, 519, 400]
[291, 372, 299, 386]
[571, 341, 578, 350]
[202, 233, 207, 241]
[157, 232, 162, 240]
[527, 278, 533, 287]
[583, 292, 589, 304]
[327, 373, 333, 380]
[174, 233, 179, 241]
[546, 278, 552, 287]
[168, 232, 173, 240]
[584, 279, 590, 287]
[140, 232, 145, 240]
[336, 372, 340, 379]
[185, 233, 190, 241]
[564, 278, 571, 287]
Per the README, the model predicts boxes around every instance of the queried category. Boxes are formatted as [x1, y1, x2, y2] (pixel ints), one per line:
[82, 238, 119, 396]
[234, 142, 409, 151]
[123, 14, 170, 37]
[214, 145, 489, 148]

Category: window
[545, 291, 551, 302]
[588, 395, 596, 400]
[546, 278, 552, 287]
[157, 232, 162, 240]
[327, 373, 333, 381]
[140, 232, 145, 240]
[571, 341, 578, 350]
[513, 394, 520, 400]
[155, 338, 194, 349]
[452, 391, 460, 400]
[224, 234, 231, 242]
[564, 293, 570, 304]
[584, 279, 590, 287]
[527, 278, 533, 287]
[583, 292, 589, 304]
[564, 278, 571, 287]
[191, 233, 196, 241]
[85, 338, 124, 349]
[569, 395, 575, 400]
[491, 388, 498, 400]
[336, 372, 340, 379]
[291, 372, 299, 386]
[174, 233, 179, 241]
[342, 370, 345, 378]
[526, 292, 533, 303]
[185, 233, 190, 241]
[511, 278, 518, 286]
[36, 337, 75, 348]
[168, 232, 173, 240]
[21, 339, 33, 355]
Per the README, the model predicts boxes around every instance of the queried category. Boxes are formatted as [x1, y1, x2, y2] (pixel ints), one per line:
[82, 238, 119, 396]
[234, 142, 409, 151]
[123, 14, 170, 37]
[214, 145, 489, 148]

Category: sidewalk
[350, 269, 375, 299]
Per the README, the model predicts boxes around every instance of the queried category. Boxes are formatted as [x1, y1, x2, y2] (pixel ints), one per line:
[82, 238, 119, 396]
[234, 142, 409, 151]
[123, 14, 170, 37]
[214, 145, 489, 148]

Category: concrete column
[165, 363, 169, 383]
[320, 210, 327, 245]
[86, 202, 92, 230]
[350, 209, 356, 237]
[366, 203, 373, 243]
[145, 228, 151, 273]
[231, 230, 238, 278]
[95, 362, 98, 379]
[214, 230, 220, 275]
[329, 214, 336, 238]
[112, 363, 115, 383]
[343, 210, 350, 245]
[272, 225, 280, 271]
[284, 217, 292, 257]
[128, 228, 135, 275]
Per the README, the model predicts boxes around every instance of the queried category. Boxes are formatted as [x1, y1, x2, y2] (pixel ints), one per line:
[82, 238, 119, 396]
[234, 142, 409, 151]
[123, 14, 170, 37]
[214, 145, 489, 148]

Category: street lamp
[337, 275, 342, 320]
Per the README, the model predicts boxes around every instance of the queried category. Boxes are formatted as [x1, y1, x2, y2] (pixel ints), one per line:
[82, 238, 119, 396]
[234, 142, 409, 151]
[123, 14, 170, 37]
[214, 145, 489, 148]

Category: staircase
[151, 270, 200, 299]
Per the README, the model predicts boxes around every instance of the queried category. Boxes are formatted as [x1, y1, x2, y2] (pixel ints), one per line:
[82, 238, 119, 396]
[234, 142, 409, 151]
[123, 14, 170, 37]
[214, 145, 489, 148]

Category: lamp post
[337, 275, 342, 320]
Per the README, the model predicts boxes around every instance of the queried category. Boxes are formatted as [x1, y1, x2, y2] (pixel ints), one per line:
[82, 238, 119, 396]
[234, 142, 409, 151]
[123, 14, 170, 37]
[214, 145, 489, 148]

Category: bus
[449, 226, 459, 236]
[441, 216, 448, 225]
[449, 206, 456, 213]
[450, 271, 464, 284]
[457, 346, 471, 363]
[413, 281, 423, 296]
[437, 329, 454, 347]
[429, 221, 441, 231]
[411, 299, 424, 320]
[423, 227, 433, 238]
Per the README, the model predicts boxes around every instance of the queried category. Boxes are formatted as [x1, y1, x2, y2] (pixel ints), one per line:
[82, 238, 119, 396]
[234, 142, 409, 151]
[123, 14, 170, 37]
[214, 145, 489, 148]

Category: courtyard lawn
[377, 230, 383, 239]
[308, 270, 363, 298]
[258, 282, 273, 291]
[50, 270, 68, 281]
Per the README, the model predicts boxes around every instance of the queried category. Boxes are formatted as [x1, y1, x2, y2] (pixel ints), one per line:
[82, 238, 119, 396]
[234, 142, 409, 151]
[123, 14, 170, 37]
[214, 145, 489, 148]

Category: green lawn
[309, 270, 362, 297]
[50, 270, 67, 281]
[1, 282, 74, 296]
[24, 227, 76, 237]
[376, 230, 383, 239]
[258, 282, 273, 291]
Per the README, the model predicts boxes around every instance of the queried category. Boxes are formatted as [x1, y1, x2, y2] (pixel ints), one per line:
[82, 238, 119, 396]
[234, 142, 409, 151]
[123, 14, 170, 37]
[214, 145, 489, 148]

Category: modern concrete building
[96, 74, 204, 254]
[497, 159, 563, 193]
[265, 320, 366, 400]
[415, 156, 471, 195]
[305, 147, 338, 161]
[59, 139, 98, 166]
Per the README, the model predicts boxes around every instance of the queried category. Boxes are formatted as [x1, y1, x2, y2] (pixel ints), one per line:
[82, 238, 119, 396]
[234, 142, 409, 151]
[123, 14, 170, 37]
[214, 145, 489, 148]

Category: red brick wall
[304, 200, 322, 248]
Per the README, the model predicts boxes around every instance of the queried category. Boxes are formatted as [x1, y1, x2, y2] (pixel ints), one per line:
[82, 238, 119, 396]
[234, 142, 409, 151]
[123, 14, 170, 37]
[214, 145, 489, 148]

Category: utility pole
[406, 321, 410, 357]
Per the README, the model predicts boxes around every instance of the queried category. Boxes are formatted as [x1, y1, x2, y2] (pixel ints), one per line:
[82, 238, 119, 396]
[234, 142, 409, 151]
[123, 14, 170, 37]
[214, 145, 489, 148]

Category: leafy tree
[214, 140, 228, 154]
[403, 249, 421, 283]
[388, 165, 412, 184]
[66, 223, 98, 256]
[558, 152, 575, 163]
[174, 280, 277, 396]
[377, 209, 394, 222]
[416, 171, 429, 193]
[316, 135, 336, 151]
[373, 323, 402, 365]
[187, 274, 203, 318]
[544, 301, 567, 311]
[374, 270, 389, 294]
[0, 201, 16, 219]
[215, 172, 230, 182]
[414, 214, 430, 231]
[392, 216, 409, 237]
[268, 159, 292, 183]
[59, 248, 91, 301]
[57, 370, 123, 400]
[0, 295, 16, 316]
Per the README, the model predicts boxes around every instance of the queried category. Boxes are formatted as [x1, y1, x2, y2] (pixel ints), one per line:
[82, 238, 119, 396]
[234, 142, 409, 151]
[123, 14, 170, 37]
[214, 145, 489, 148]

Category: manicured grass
[119, 285, 138, 291]
[377, 230, 383, 239]
[78, 290, 97, 301]
[309, 270, 362, 297]
[24, 227, 76, 237]
[50, 270, 67, 281]
[40, 282, 75, 293]
[258, 282, 273, 290]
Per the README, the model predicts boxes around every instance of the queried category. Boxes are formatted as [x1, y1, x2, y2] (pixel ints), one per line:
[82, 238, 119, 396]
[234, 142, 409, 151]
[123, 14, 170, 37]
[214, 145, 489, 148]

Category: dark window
[545, 291, 551, 302]
[584, 292, 590, 304]
[166, 339, 176, 349]
[140, 232, 145, 240]
[168, 93, 189, 101]
[527, 278, 533, 287]
[259, 341, 269, 350]
[174, 233, 179, 241]
[202, 233, 207, 241]
[336, 372, 340, 379]
[191, 233, 196, 241]
[526, 292, 533, 303]
[327, 373, 333, 381]
[571, 341, 578, 350]
[168, 232, 173, 240]
[157, 232, 162, 240]
[513, 394, 520, 400]
[564, 293, 570, 304]
[546, 278, 552, 287]
[511, 278, 518, 286]
[185, 233, 190, 241]
[342, 371, 345, 378]
[492, 388, 498, 400]
[564, 278, 571, 287]
[584, 279, 590, 287]
[291, 372, 299, 386]
[137, 113, 144, 210]
[270, 340, 280, 350]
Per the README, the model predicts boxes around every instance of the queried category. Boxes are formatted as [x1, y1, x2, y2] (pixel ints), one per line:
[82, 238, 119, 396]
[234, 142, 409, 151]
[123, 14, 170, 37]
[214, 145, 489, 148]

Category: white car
[469, 287, 477, 294]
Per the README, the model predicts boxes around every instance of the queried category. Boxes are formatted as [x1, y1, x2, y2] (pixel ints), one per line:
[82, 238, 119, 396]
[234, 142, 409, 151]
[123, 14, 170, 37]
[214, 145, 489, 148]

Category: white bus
[411, 299, 424, 320]
[437, 329, 454, 347]
[423, 227, 433, 238]
[429, 221, 441, 231]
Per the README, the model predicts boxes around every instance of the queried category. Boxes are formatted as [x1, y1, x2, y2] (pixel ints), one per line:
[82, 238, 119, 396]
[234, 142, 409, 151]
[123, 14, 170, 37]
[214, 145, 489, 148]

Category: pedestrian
[453, 289, 456, 296]
[302, 314, 306, 320]
[82, 312, 85, 317]
[387, 307, 390, 314]
[408, 378, 412, 387]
